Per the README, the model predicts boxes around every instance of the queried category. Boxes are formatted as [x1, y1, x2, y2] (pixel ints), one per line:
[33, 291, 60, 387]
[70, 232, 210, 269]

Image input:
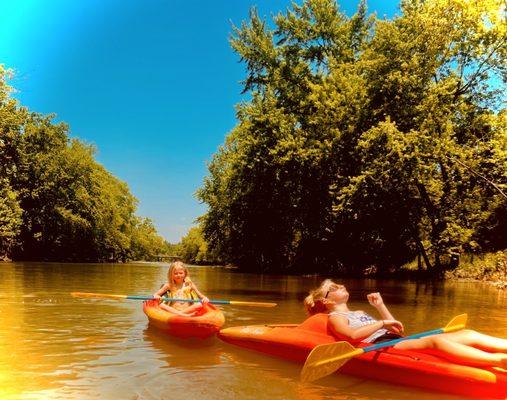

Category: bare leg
[159, 303, 201, 316]
[438, 329, 507, 352]
[181, 303, 203, 314]
[159, 303, 178, 313]
[394, 335, 507, 368]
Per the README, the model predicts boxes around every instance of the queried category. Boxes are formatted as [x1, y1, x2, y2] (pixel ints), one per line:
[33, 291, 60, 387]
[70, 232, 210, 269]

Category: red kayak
[143, 299, 225, 339]
[218, 313, 507, 398]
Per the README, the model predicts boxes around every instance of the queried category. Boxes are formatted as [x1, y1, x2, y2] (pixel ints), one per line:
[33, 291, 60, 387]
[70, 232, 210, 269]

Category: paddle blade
[71, 292, 127, 300]
[228, 301, 277, 308]
[301, 341, 361, 382]
[444, 313, 467, 333]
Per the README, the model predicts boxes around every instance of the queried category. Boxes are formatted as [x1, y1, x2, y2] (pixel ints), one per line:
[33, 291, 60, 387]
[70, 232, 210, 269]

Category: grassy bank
[444, 251, 507, 289]
[398, 251, 507, 289]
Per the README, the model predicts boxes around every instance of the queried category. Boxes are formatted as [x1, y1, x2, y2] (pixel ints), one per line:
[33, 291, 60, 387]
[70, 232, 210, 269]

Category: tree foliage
[0, 65, 168, 262]
[198, 0, 507, 274]
[175, 225, 217, 264]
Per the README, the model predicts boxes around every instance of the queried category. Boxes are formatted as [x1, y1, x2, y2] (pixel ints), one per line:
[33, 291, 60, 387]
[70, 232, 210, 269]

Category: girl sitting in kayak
[153, 261, 209, 317]
[304, 279, 507, 368]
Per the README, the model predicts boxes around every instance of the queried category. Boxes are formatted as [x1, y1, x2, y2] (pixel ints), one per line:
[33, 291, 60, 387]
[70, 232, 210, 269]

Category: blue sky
[0, 0, 398, 243]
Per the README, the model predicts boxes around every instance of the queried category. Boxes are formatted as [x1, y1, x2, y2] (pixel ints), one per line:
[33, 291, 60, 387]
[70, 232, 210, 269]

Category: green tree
[0, 179, 22, 257]
[334, 0, 507, 271]
[177, 225, 216, 264]
[130, 217, 169, 261]
[199, 0, 507, 274]
[199, 0, 372, 272]
[0, 66, 23, 258]
[0, 64, 168, 262]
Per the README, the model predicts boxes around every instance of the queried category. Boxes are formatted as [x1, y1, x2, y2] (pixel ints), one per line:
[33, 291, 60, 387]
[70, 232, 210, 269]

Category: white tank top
[329, 310, 388, 343]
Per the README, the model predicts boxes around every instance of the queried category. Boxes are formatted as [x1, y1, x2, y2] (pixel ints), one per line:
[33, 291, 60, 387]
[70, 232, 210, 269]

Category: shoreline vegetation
[193, 0, 507, 278]
[3, 251, 504, 288]
[0, 65, 172, 263]
[1, 0, 506, 279]
[443, 251, 507, 289]
[176, 249, 507, 287]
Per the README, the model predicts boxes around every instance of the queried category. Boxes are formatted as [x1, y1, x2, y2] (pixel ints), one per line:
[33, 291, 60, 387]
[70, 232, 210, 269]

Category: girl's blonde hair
[303, 279, 334, 315]
[167, 261, 191, 289]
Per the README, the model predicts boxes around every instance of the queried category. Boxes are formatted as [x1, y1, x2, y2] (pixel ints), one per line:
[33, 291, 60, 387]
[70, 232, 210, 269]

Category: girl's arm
[153, 283, 169, 299]
[329, 314, 404, 340]
[190, 282, 209, 303]
[367, 292, 395, 320]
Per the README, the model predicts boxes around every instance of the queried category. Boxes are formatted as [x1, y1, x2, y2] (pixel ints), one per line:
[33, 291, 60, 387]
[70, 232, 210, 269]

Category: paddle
[71, 292, 277, 307]
[301, 313, 467, 382]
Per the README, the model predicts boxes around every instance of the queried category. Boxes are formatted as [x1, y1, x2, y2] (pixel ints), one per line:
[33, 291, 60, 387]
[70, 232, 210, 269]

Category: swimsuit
[371, 331, 403, 343]
[162, 284, 199, 310]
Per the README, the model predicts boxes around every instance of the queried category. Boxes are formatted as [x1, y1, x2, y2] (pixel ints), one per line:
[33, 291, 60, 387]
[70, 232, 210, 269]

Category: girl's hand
[153, 294, 161, 300]
[382, 319, 404, 334]
[201, 296, 210, 304]
[367, 292, 384, 308]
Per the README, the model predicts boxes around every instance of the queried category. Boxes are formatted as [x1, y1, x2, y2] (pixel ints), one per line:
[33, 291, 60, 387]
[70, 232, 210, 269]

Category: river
[0, 262, 505, 399]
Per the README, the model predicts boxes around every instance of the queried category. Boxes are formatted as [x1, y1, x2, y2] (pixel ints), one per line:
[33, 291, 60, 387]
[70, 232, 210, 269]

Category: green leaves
[0, 66, 167, 262]
[199, 0, 506, 274]
[0, 178, 22, 256]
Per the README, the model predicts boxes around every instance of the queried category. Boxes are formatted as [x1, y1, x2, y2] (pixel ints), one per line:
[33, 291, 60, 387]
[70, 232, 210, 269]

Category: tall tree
[0, 65, 168, 262]
[199, 0, 506, 274]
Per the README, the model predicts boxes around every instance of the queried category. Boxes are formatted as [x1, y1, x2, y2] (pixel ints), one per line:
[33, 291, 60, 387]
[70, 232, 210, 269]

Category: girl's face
[172, 267, 187, 283]
[324, 282, 349, 304]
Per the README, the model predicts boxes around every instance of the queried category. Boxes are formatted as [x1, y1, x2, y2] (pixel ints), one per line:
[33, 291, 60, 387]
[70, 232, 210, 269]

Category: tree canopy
[198, 0, 507, 274]
[0, 65, 170, 262]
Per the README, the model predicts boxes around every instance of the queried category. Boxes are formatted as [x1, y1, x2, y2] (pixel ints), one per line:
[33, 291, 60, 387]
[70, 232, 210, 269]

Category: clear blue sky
[0, 0, 398, 243]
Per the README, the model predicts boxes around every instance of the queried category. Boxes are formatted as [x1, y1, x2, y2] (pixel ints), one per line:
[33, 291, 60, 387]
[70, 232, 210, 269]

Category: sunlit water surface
[0, 262, 506, 399]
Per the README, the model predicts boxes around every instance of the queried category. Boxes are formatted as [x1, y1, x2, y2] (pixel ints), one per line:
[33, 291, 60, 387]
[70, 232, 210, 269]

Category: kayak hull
[143, 299, 225, 339]
[218, 314, 507, 398]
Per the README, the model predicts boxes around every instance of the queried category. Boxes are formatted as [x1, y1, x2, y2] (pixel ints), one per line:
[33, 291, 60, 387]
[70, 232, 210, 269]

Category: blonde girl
[153, 261, 209, 316]
[304, 279, 507, 368]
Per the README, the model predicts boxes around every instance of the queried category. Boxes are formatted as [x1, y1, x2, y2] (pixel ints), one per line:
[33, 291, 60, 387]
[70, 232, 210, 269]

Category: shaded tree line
[0, 66, 170, 262]
[197, 0, 507, 274]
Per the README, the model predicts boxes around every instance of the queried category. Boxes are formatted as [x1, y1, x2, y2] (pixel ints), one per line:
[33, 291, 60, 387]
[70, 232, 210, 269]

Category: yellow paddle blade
[228, 301, 277, 307]
[71, 292, 127, 300]
[444, 313, 467, 333]
[301, 341, 362, 382]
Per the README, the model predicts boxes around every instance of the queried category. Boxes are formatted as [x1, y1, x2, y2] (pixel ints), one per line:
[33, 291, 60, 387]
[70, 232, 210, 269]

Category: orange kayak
[218, 313, 507, 398]
[143, 299, 225, 338]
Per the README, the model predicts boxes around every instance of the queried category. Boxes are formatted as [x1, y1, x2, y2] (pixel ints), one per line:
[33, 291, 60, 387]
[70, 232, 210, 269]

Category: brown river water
[1, 262, 506, 400]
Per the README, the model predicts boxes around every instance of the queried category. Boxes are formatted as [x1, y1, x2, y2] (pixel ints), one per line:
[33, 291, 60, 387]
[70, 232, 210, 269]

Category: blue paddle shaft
[125, 295, 230, 305]
[365, 328, 444, 352]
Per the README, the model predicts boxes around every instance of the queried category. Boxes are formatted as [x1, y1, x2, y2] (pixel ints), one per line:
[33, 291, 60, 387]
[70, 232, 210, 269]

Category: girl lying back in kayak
[304, 279, 507, 368]
[153, 261, 209, 317]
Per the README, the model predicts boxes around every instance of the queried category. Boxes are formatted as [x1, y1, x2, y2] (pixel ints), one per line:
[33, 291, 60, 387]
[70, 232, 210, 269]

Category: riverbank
[388, 251, 507, 289]
[5, 251, 506, 289]
[443, 251, 507, 289]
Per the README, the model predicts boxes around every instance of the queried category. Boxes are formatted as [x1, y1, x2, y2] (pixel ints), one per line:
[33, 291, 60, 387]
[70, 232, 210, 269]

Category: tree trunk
[416, 238, 433, 270]
[409, 221, 433, 270]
